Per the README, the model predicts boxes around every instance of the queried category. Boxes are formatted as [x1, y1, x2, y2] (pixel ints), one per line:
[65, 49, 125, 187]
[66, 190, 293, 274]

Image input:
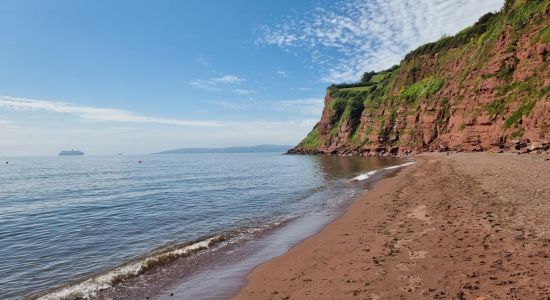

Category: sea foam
[352, 171, 378, 181]
[34, 236, 224, 300]
[352, 161, 415, 181]
[383, 161, 416, 170]
[32, 217, 295, 300]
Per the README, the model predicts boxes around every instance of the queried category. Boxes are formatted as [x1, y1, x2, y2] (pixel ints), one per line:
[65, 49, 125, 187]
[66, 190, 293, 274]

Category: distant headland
[153, 144, 293, 154]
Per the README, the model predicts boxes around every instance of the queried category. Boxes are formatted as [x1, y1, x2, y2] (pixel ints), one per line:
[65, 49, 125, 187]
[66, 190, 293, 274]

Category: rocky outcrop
[290, 0, 550, 156]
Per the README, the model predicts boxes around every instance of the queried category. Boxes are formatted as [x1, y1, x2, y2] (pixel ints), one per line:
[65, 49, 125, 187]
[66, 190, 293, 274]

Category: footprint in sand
[405, 205, 433, 260]
[395, 262, 417, 271]
[409, 205, 431, 223]
[409, 250, 429, 259]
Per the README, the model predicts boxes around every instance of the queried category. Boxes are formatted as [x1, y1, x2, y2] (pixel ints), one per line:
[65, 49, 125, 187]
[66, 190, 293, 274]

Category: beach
[234, 152, 550, 299]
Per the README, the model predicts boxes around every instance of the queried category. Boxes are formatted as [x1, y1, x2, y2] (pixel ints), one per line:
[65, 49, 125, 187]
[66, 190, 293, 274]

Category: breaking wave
[352, 161, 415, 181]
[352, 170, 378, 181]
[383, 161, 416, 170]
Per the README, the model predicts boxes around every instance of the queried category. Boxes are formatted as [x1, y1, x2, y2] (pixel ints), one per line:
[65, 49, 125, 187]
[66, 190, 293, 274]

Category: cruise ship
[58, 150, 84, 156]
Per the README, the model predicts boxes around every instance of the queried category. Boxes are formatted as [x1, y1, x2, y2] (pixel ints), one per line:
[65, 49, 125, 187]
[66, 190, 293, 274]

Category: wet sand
[234, 152, 550, 299]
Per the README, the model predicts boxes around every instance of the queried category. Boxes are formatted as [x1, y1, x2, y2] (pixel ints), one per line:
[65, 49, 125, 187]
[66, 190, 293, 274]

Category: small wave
[352, 170, 378, 181]
[352, 161, 416, 181]
[383, 161, 416, 170]
[30, 218, 294, 300]
[32, 236, 225, 300]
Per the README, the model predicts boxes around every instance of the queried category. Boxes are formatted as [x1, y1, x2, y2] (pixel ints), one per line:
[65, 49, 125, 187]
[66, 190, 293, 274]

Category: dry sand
[233, 153, 550, 299]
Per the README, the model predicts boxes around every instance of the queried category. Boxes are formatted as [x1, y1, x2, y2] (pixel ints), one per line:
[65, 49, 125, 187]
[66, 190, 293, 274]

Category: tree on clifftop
[361, 71, 376, 83]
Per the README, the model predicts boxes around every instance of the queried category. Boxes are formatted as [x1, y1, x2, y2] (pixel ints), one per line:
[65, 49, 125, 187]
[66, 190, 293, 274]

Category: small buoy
[5, 161, 8, 164]
[138, 160, 142, 164]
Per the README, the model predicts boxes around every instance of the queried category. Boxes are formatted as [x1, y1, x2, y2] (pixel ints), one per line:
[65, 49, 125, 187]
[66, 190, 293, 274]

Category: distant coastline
[152, 144, 293, 155]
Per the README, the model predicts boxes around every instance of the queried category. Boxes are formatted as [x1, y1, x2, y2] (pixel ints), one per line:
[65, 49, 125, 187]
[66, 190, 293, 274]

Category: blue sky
[0, 0, 503, 155]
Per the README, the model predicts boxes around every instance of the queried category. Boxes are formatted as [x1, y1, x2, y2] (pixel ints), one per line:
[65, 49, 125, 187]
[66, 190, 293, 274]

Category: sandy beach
[234, 153, 550, 299]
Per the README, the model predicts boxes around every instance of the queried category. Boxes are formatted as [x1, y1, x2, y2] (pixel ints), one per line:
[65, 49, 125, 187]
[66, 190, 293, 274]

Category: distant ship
[59, 150, 84, 156]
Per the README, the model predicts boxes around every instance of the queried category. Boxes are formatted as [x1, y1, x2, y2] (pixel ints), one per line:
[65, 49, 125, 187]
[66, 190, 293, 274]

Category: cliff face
[290, 0, 550, 155]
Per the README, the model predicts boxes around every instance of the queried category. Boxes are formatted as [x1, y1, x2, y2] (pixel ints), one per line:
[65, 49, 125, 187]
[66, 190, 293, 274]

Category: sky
[0, 0, 504, 156]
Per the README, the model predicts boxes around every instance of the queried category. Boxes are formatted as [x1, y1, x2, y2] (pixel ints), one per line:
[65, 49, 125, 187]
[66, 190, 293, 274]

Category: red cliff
[290, 0, 550, 156]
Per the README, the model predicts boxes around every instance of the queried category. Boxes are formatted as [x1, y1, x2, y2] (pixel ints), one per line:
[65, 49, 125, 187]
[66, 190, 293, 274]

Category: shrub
[329, 98, 347, 124]
[361, 71, 377, 83]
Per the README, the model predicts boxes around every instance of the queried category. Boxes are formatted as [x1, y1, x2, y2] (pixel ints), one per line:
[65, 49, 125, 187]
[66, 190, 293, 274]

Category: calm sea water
[0, 153, 404, 299]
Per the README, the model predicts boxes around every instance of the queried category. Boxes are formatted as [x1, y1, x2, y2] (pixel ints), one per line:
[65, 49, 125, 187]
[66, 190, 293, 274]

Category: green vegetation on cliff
[296, 126, 322, 150]
[399, 77, 445, 103]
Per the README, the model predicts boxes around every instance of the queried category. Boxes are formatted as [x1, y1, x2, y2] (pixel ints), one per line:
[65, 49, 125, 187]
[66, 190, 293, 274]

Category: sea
[0, 153, 412, 299]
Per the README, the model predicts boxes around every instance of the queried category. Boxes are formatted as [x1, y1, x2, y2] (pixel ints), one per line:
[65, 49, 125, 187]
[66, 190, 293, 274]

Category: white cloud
[0, 96, 224, 127]
[189, 74, 246, 90]
[215, 75, 245, 84]
[212, 99, 256, 110]
[274, 98, 324, 116]
[276, 70, 288, 77]
[259, 0, 504, 82]
[234, 88, 257, 95]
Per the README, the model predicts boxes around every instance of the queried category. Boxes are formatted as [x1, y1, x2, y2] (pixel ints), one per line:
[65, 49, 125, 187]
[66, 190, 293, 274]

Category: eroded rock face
[290, 2, 550, 156]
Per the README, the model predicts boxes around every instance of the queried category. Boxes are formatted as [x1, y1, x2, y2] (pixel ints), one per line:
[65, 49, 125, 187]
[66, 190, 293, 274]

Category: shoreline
[25, 157, 409, 300]
[149, 162, 410, 300]
[233, 152, 550, 299]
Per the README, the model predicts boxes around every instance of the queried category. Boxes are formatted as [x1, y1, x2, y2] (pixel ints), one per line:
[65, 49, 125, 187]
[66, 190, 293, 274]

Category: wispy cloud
[189, 75, 246, 91]
[212, 99, 257, 110]
[234, 88, 257, 95]
[274, 98, 324, 116]
[276, 70, 288, 77]
[258, 0, 503, 83]
[0, 95, 319, 128]
[194, 56, 210, 67]
[214, 75, 245, 84]
[0, 96, 224, 127]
